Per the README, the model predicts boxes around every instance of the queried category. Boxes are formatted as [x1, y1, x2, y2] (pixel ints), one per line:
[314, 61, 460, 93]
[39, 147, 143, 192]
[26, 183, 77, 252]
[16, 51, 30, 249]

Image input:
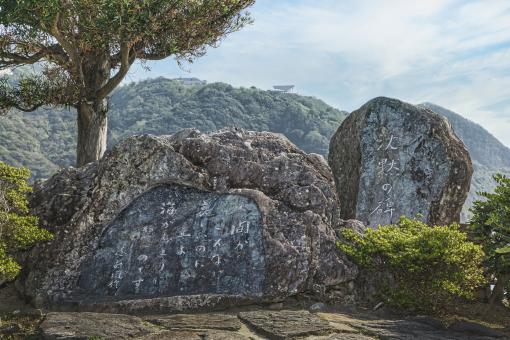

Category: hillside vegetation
[1, 78, 509, 221]
[0, 78, 347, 179]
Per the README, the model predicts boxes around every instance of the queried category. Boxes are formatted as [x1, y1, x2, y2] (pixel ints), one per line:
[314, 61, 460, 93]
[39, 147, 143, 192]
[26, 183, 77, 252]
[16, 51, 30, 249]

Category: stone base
[38, 309, 508, 340]
[47, 294, 268, 314]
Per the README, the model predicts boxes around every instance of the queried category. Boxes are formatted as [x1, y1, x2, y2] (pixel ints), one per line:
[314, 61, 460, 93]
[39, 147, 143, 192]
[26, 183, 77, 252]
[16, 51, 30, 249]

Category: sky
[127, 0, 510, 147]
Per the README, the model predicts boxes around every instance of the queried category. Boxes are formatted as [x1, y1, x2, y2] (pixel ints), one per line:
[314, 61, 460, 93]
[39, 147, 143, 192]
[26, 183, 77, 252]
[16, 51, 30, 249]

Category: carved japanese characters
[329, 97, 473, 227]
[78, 185, 264, 298]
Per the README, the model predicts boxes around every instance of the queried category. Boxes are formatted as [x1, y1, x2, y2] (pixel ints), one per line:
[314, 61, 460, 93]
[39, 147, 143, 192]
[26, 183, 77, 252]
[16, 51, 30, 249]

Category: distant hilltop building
[273, 85, 295, 93]
[173, 77, 207, 86]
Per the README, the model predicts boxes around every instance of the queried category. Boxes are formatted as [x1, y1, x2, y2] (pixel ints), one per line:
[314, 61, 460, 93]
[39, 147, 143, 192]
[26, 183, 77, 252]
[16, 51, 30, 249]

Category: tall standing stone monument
[329, 97, 472, 227]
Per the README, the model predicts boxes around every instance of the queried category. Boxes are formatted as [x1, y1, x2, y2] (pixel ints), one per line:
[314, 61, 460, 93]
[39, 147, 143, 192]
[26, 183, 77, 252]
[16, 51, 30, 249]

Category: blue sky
[127, 0, 510, 147]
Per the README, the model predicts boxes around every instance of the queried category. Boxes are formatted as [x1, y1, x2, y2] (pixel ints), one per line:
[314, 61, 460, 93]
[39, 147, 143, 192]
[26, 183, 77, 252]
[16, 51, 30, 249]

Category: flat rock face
[78, 185, 264, 298]
[18, 128, 356, 311]
[144, 313, 242, 331]
[36, 310, 508, 340]
[141, 330, 251, 340]
[40, 312, 157, 339]
[325, 314, 506, 340]
[238, 310, 338, 339]
[329, 97, 473, 227]
[40, 312, 250, 340]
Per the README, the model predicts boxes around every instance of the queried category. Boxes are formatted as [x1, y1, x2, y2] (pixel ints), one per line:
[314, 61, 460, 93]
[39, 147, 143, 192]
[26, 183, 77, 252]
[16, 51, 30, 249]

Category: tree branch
[0, 44, 67, 69]
[12, 103, 45, 112]
[49, 13, 84, 85]
[136, 51, 172, 61]
[0, 71, 78, 114]
[96, 43, 134, 100]
[0, 50, 45, 67]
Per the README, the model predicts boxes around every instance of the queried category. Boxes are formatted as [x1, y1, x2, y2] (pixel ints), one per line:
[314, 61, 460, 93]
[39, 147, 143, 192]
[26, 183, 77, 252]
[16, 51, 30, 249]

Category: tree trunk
[489, 273, 510, 306]
[75, 52, 112, 167]
[76, 100, 108, 167]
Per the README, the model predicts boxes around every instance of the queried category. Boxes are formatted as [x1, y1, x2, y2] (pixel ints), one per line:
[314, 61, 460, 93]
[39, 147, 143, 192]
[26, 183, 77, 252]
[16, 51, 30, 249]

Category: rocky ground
[1, 285, 509, 340]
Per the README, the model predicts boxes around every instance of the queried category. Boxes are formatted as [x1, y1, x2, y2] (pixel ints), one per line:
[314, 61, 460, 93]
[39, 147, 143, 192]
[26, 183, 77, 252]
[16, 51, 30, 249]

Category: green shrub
[338, 216, 485, 312]
[469, 173, 510, 305]
[0, 161, 53, 282]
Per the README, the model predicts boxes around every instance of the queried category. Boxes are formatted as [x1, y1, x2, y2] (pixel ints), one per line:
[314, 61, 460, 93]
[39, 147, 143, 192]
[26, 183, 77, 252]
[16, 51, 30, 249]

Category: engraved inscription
[78, 185, 264, 299]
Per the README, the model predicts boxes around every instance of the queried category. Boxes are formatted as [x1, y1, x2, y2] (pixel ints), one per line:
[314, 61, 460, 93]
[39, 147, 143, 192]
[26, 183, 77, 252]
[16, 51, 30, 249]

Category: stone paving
[36, 309, 508, 339]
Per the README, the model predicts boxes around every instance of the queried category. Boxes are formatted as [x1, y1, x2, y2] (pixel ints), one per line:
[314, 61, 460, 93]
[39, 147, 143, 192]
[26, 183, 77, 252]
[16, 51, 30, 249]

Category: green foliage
[0, 78, 348, 180]
[0, 0, 255, 111]
[495, 246, 510, 255]
[1, 0, 254, 59]
[0, 161, 52, 282]
[469, 173, 510, 301]
[0, 69, 77, 113]
[2, 0, 254, 165]
[338, 217, 485, 312]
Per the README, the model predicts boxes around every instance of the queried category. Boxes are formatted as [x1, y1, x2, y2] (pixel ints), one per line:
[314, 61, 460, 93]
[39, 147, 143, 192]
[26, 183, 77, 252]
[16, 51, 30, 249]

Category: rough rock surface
[329, 97, 473, 227]
[419, 102, 510, 223]
[238, 310, 337, 339]
[37, 310, 509, 340]
[39, 312, 158, 339]
[141, 330, 251, 340]
[144, 313, 242, 331]
[315, 312, 507, 340]
[18, 128, 356, 311]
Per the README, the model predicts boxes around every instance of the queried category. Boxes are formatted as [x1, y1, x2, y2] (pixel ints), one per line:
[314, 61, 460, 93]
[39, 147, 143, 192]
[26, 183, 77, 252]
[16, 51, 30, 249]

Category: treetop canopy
[0, 0, 254, 108]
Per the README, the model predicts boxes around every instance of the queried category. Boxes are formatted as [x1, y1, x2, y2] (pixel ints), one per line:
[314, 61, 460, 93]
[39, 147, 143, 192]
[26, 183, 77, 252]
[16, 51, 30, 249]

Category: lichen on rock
[17, 128, 357, 312]
[329, 97, 473, 227]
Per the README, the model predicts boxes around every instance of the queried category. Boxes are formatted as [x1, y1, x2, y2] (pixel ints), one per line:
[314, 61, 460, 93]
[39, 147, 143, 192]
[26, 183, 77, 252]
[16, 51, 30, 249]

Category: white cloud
[129, 0, 510, 146]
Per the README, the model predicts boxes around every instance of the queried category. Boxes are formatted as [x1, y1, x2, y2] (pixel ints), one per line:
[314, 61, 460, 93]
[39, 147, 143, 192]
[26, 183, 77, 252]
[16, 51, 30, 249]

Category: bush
[338, 217, 485, 313]
[0, 161, 52, 282]
[469, 173, 510, 305]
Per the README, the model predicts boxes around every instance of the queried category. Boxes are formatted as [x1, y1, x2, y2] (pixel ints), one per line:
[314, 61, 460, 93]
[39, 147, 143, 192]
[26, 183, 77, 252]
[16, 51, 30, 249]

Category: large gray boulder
[329, 97, 472, 227]
[17, 128, 357, 312]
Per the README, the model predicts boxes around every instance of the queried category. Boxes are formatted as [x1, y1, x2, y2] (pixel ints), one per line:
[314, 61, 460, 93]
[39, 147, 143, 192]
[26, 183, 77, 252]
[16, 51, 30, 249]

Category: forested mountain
[0, 77, 509, 221]
[0, 78, 347, 179]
